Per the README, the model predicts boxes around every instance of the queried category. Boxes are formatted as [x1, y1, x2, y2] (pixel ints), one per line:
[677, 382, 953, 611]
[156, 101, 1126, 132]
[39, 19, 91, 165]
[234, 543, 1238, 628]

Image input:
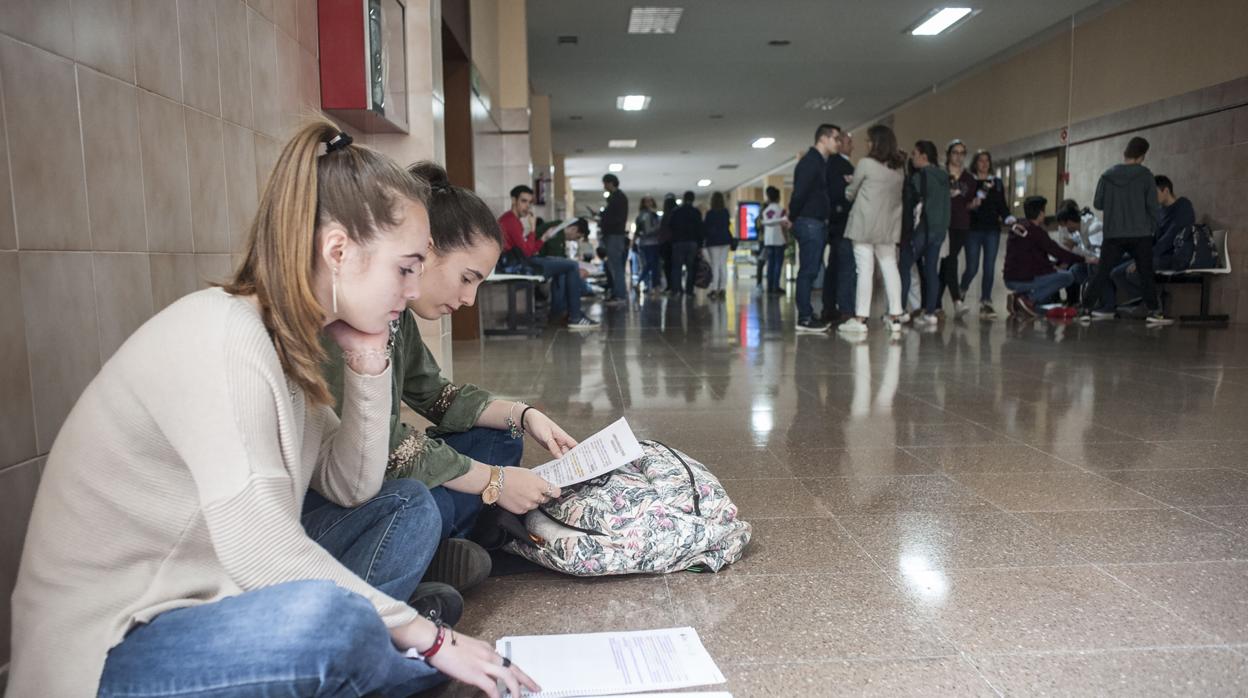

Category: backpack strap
[645, 440, 702, 517]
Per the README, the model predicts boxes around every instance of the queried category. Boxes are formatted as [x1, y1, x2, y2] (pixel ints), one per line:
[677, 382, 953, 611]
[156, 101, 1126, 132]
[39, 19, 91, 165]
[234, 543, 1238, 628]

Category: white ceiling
[527, 0, 1107, 203]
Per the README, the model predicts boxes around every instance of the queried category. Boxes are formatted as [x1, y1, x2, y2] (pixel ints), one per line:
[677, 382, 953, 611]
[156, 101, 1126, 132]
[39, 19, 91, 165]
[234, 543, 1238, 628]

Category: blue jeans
[531, 255, 585, 322]
[765, 245, 785, 291]
[432, 427, 523, 540]
[792, 217, 827, 321]
[640, 244, 662, 291]
[820, 223, 856, 316]
[905, 227, 945, 315]
[962, 229, 1001, 303]
[99, 479, 445, 697]
[605, 235, 629, 300]
[1006, 264, 1089, 305]
[1109, 259, 1141, 307]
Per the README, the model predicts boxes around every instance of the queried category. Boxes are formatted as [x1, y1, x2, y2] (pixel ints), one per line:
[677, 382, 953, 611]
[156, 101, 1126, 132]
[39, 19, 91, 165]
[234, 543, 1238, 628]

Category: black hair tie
[325, 131, 353, 153]
[431, 180, 452, 194]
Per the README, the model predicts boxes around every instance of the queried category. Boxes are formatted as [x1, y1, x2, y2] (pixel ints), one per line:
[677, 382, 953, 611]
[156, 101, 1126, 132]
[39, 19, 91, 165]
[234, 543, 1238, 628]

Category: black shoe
[424, 538, 492, 592]
[796, 318, 830, 333]
[408, 582, 464, 627]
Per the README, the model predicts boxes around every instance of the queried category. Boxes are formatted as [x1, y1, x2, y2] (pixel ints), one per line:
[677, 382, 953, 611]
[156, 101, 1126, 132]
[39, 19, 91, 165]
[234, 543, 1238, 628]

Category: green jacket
[323, 311, 493, 486]
[912, 165, 951, 235]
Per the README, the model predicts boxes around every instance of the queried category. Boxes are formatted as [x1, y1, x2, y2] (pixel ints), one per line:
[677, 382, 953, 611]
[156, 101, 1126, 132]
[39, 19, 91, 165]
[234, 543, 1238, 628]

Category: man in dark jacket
[600, 174, 630, 303]
[1106, 174, 1197, 312]
[790, 124, 837, 332]
[1081, 137, 1173, 325]
[822, 128, 856, 323]
[667, 191, 704, 296]
[1004, 196, 1096, 316]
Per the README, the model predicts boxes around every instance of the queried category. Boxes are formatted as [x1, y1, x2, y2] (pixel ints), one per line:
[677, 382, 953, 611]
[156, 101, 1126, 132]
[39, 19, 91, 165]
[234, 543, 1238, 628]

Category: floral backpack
[502, 441, 752, 576]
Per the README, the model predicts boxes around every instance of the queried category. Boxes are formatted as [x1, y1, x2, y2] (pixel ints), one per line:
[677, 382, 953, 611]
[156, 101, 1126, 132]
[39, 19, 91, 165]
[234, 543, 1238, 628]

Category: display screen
[737, 202, 761, 241]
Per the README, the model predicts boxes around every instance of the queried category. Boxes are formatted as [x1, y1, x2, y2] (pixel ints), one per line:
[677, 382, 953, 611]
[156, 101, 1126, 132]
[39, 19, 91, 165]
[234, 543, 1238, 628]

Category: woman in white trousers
[840, 124, 907, 335]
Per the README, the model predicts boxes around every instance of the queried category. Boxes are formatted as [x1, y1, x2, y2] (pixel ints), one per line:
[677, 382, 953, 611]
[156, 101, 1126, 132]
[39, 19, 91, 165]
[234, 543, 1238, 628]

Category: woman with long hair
[838, 124, 907, 336]
[8, 121, 538, 698]
[635, 195, 663, 295]
[962, 150, 1012, 317]
[941, 138, 978, 317]
[703, 191, 734, 299]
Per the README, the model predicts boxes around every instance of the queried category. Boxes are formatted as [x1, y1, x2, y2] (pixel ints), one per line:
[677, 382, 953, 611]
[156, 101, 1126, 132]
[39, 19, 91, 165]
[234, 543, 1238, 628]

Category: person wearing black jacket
[667, 191, 705, 296]
[961, 151, 1012, 318]
[822, 129, 857, 323]
[600, 174, 630, 303]
[790, 124, 838, 332]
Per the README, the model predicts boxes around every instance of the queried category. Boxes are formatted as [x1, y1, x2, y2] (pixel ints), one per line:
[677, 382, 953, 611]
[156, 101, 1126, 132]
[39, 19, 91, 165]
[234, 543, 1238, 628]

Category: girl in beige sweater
[7, 121, 537, 698]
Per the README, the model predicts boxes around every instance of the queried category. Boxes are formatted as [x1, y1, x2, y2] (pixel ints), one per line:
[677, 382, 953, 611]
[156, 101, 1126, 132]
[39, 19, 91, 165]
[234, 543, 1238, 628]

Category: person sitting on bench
[1108, 174, 1196, 310]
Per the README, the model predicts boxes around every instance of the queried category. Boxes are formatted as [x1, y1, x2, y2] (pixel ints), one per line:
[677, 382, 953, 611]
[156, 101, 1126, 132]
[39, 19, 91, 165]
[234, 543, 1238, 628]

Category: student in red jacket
[1003, 196, 1098, 316]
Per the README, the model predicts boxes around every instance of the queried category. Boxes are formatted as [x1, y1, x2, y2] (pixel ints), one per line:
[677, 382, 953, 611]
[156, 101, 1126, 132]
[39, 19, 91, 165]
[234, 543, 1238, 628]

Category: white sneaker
[568, 317, 601, 330]
[837, 318, 869, 335]
[884, 316, 904, 332]
[1145, 312, 1176, 326]
[916, 314, 940, 327]
[955, 300, 970, 318]
[898, 312, 913, 324]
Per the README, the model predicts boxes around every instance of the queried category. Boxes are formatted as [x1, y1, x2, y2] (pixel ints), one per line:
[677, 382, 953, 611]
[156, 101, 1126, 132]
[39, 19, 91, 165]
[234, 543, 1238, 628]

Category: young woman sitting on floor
[8, 121, 537, 698]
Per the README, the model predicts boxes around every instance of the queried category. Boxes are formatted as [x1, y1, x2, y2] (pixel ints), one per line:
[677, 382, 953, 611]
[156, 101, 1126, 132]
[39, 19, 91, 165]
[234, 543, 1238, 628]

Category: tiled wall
[0, 0, 447, 674]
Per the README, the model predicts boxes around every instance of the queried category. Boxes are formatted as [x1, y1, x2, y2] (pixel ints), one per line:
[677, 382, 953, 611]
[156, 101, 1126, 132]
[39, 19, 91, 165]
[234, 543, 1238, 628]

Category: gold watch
[482, 466, 504, 505]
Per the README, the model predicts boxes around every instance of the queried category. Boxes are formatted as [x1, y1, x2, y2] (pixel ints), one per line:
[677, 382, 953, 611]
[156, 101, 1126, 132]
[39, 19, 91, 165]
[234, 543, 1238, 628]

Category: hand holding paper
[532, 418, 642, 488]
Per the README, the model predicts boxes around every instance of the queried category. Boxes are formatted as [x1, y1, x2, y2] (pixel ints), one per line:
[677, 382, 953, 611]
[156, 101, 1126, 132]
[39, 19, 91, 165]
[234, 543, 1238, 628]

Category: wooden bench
[480, 273, 546, 337]
[1156, 229, 1232, 325]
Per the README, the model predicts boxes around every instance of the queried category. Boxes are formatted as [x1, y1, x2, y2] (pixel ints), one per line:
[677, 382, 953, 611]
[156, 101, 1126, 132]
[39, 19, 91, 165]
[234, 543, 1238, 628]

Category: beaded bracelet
[506, 402, 529, 439]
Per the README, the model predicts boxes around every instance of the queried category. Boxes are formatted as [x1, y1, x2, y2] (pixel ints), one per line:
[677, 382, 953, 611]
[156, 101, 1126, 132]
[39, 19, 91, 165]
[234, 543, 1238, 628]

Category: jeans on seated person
[1110, 259, 1143, 306]
[99, 480, 446, 697]
[1006, 264, 1090, 305]
[431, 427, 524, 540]
[530, 255, 585, 322]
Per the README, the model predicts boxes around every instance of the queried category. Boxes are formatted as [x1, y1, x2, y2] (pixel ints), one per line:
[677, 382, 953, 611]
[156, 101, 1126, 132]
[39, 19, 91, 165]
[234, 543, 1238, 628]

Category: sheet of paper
[496, 627, 726, 698]
[532, 417, 642, 488]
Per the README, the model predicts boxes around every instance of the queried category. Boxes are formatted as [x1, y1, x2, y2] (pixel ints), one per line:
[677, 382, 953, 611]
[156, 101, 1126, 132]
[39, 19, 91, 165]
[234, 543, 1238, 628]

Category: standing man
[1081, 137, 1173, 325]
[667, 191, 705, 296]
[500, 185, 600, 329]
[822, 127, 856, 324]
[600, 174, 630, 305]
[790, 124, 837, 332]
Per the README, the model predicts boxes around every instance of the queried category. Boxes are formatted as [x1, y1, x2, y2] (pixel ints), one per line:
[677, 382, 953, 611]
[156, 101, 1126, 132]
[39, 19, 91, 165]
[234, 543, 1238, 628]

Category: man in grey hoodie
[1081, 137, 1174, 325]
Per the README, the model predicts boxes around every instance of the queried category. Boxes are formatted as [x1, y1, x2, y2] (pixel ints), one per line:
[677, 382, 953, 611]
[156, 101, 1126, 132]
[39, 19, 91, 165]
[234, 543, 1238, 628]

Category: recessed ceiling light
[767, 39, 791, 46]
[617, 95, 651, 111]
[697, 179, 712, 187]
[803, 97, 845, 111]
[557, 35, 579, 45]
[751, 137, 775, 149]
[910, 7, 974, 36]
[628, 7, 683, 34]
[608, 163, 624, 172]
[717, 164, 739, 170]
[608, 139, 638, 149]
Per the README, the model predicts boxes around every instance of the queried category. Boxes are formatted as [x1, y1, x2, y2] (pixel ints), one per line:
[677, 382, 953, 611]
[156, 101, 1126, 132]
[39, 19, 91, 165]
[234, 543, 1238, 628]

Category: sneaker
[1016, 296, 1038, 317]
[797, 318, 830, 333]
[1145, 312, 1176, 326]
[898, 312, 912, 324]
[408, 582, 464, 627]
[603, 298, 627, 307]
[568, 317, 601, 330]
[980, 303, 997, 319]
[423, 538, 492, 593]
[1006, 294, 1019, 316]
[954, 300, 970, 318]
[884, 315, 904, 332]
[837, 317, 868, 334]
[916, 313, 940, 327]
[1090, 310, 1117, 321]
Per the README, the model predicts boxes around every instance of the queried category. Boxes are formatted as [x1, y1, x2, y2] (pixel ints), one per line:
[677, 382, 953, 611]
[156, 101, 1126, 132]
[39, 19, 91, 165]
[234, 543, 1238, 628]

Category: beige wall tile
[0, 38, 88, 251]
[133, 0, 182, 101]
[149, 253, 198, 310]
[178, 0, 221, 116]
[248, 0, 275, 21]
[0, 0, 73, 58]
[73, 0, 135, 82]
[19, 252, 101, 451]
[247, 8, 280, 138]
[299, 45, 320, 112]
[78, 67, 147, 252]
[216, 0, 253, 128]
[272, 0, 296, 38]
[0, 76, 15, 251]
[184, 109, 230, 253]
[253, 133, 281, 200]
[295, 0, 318, 53]
[276, 31, 302, 134]
[0, 456, 44, 665]
[138, 90, 193, 253]
[0, 253, 36, 467]
[195, 253, 234, 288]
[223, 121, 258, 251]
[93, 252, 154, 363]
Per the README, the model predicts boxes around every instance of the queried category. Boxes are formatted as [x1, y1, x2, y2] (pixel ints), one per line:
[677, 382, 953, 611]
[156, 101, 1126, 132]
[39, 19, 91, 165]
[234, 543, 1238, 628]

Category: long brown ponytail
[223, 119, 429, 405]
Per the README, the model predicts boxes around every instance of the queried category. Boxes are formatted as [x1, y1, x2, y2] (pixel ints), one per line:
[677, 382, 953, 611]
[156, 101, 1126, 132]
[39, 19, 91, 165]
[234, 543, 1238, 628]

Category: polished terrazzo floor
[440, 281, 1248, 697]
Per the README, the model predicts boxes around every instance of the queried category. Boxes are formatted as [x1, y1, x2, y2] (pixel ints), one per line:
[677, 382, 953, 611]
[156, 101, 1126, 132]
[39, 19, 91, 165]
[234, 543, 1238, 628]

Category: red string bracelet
[418, 624, 447, 662]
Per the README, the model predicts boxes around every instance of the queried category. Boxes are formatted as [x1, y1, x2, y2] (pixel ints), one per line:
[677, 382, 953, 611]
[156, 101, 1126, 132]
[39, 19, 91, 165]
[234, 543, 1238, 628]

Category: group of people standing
[632, 189, 739, 300]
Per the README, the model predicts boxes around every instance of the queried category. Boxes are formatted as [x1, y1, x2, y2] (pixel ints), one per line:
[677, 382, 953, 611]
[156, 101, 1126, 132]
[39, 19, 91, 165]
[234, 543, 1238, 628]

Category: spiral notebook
[495, 627, 726, 697]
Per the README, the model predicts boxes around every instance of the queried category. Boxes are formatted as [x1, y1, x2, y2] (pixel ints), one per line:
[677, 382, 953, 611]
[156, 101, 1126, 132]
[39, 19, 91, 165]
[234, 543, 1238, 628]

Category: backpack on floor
[502, 441, 752, 576]
[694, 254, 713, 289]
[1173, 224, 1218, 271]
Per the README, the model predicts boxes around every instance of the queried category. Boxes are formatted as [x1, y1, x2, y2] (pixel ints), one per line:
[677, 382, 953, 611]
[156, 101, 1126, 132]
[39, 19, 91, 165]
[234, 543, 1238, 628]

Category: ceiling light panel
[617, 95, 652, 111]
[608, 139, 638, 149]
[803, 97, 845, 111]
[628, 7, 683, 34]
[751, 137, 775, 149]
[911, 7, 974, 36]
[608, 163, 624, 172]
[697, 179, 712, 187]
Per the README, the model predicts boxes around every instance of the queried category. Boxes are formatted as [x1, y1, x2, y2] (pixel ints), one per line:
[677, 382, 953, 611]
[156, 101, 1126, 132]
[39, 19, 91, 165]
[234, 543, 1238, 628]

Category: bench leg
[1179, 275, 1229, 324]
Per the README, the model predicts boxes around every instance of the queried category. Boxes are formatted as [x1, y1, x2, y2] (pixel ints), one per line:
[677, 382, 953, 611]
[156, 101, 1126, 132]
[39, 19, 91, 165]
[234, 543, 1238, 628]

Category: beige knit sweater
[6, 288, 418, 698]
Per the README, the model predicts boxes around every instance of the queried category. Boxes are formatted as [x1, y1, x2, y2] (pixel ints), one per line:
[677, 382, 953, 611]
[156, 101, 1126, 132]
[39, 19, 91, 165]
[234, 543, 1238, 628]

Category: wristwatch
[482, 466, 504, 505]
